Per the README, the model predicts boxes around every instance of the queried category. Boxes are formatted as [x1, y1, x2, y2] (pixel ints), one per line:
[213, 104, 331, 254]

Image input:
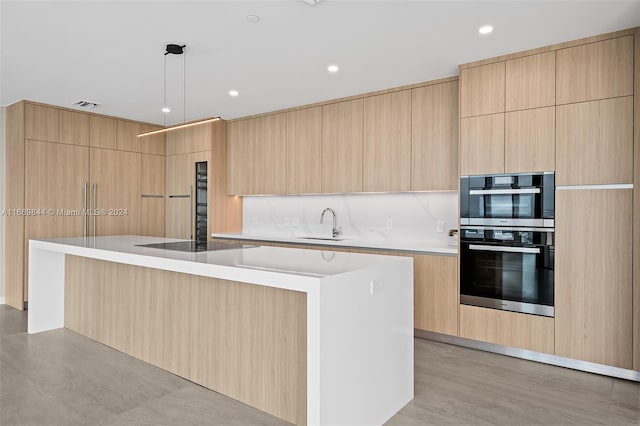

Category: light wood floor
[1, 304, 638, 425]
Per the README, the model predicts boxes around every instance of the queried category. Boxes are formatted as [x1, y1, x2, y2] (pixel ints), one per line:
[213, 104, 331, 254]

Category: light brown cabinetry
[25, 103, 59, 142]
[139, 125, 166, 155]
[89, 115, 116, 149]
[255, 113, 287, 195]
[556, 96, 633, 185]
[116, 120, 141, 152]
[286, 107, 322, 194]
[141, 153, 165, 237]
[460, 114, 504, 175]
[363, 90, 411, 192]
[460, 62, 505, 117]
[59, 110, 90, 146]
[504, 107, 555, 173]
[459, 305, 554, 354]
[556, 35, 634, 105]
[166, 152, 196, 239]
[322, 99, 363, 193]
[414, 254, 458, 335]
[555, 189, 633, 369]
[505, 52, 555, 111]
[227, 119, 255, 195]
[411, 82, 458, 190]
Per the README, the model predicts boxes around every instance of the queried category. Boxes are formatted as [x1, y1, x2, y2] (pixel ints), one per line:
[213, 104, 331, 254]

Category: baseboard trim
[415, 329, 640, 382]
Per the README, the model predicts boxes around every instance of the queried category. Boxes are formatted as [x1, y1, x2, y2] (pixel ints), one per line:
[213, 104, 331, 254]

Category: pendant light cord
[163, 54, 167, 126]
[183, 47, 186, 123]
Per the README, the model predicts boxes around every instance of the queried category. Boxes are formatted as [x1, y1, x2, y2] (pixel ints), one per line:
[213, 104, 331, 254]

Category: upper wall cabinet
[255, 113, 287, 195]
[411, 81, 458, 190]
[322, 99, 364, 193]
[505, 106, 555, 173]
[139, 124, 166, 155]
[25, 103, 59, 142]
[505, 52, 555, 111]
[59, 110, 90, 146]
[460, 113, 504, 175]
[286, 107, 322, 194]
[90, 115, 117, 149]
[116, 120, 141, 152]
[556, 35, 634, 105]
[460, 62, 505, 117]
[363, 90, 411, 192]
[227, 119, 256, 195]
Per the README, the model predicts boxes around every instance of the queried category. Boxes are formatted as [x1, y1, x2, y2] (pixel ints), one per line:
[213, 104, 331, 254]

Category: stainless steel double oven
[459, 172, 555, 317]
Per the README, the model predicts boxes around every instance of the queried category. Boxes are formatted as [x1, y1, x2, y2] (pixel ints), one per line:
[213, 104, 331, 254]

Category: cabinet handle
[189, 185, 193, 240]
[141, 194, 164, 199]
[469, 188, 540, 195]
[469, 244, 540, 254]
[82, 181, 88, 238]
[92, 182, 97, 238]
[168, 194, 190, 199]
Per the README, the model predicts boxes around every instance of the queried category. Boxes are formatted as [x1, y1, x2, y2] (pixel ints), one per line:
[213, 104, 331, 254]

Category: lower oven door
[460, 233, 554, 317]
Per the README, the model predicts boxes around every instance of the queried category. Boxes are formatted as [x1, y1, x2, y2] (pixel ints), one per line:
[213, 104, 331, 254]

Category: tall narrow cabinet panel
[255, 113, 287, 195]
[286, 107, 322, 194]
[227, 119, 256, 195]
[322, 99, 364, 193]
[414, 255, 458, 335]
[210, 120, 242, 234]
[411, 81, 458, 190]
[59, 110, 89, 146]
[90, 115, 117, 149]
[25, 103, 58, 142]
[363, 90, 411, 192]
[556, 96, 633, 185]
[634, 28, 640, 372]
[116, 120, 141, 152]
[555, 189, 633, 369]
[459, 113, 504, 175]
[505, 107, 555, 173]
[505, 51, 555, 111]
[141, 153, 165, 237]
[89, 148, 141, 236]
[460, 62, 505, 117]
[556, 35, 634, 105]
[140, 125, 166, 155]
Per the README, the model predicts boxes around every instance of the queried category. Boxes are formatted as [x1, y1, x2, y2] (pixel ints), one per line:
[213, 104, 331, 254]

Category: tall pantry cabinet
[3, 101, 165, 310]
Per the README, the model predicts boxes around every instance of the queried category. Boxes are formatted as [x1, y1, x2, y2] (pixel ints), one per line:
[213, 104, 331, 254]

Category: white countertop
[212, 232, 458, 255]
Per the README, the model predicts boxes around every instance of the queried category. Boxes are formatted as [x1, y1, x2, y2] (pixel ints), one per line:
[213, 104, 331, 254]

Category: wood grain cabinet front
[459, 113, 504, 175]
[227, 119, 256, 195]
[505, 52, 555, 111]
[59, 110, 90, 146]
[25, 103, 59, 142]
[414, 255, 458, 335]
[286, 107, 322, 194]
[460, 62, 505, 118]
[504, 106, 555, 173]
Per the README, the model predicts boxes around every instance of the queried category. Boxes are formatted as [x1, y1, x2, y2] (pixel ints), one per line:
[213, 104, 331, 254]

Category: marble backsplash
[242, 192, 459, 247]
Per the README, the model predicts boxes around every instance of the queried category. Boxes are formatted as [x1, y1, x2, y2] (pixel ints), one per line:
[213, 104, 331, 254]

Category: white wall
[243, 192, 458, 247]
[0, 106, 6, 304]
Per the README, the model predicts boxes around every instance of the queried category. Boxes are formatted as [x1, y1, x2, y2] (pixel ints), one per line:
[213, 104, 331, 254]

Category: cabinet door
[116, 120, 141, 152]
[25, 103, 59, 142]
[556, 35, 634, 105]
[459, 113, 504, 175]
[59, 110, 90, 146]
[90, 148, 141, 236]
[322, 99, 363, 193]
[505, 107, 555, 173]
[459, 305, 555, 354]
[460, 62, 505, 117]
[505, 52, 555, 111]
[556, 97, 633, 185]
[363, 90, 411, 192]
[90, 115, 116, 149]
[227, 119, 256, 195]
[139, 125, 166, 155]
[141, 153, 165, 237]
[255, 113, 287, 194]
[411, 82, 458, 190]
[414, 255, 458, 335]
[555, 189, 632, 368]
[286, 107, 322, 194]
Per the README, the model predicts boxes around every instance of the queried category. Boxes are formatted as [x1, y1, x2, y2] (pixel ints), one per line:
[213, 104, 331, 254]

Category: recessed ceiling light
[162, 107, 170, 113]
[246, 15, 260, 23]
[229, 90, 239, 97]
[479, 25, 493, 35]
[327, 64, 339, 73]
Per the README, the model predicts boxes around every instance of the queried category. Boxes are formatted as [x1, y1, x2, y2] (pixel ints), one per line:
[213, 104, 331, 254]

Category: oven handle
[469, 244, 541, 254]
[469, 188, 540, 195]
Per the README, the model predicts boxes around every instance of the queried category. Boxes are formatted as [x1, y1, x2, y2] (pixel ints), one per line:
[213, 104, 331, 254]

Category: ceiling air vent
[72, 100, 100, 109]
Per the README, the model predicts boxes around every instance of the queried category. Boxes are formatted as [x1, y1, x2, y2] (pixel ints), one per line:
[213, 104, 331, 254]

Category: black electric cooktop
[136, 241, 256, 253]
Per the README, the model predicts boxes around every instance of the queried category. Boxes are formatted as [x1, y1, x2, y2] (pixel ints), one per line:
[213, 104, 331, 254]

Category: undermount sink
[299, 236, 348, 242]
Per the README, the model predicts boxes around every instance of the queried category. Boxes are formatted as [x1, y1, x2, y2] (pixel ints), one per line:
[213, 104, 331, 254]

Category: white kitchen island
[28, 235, 414, 426]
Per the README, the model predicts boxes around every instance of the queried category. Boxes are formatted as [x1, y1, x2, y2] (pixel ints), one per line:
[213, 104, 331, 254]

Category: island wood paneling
[633, 28, 640, 372]
[64, 256, 307, 425]
[460, 61, 505, 117]
[556, 35, 634, 105]
[363, 90, 411, 192]
[286, 106, 322, 194]
[25, 103, 58, 143]
[89, 115, 116, 149]
[505, 51, 555, 111]
[59, 110, 90, 146]
[555, 189, 633, 369]
[459, 305, 555, 354]
[414, 254, 458, 335]
[321, 99, 364, 193]
[4, 102, 25, 309]
[556, 96, 633, 185]
[411, 81, 458, 190]
[505, 106, 555, 173]
[459, 113, 504, 175]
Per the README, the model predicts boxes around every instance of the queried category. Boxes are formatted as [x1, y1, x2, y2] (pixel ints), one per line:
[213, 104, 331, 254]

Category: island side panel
[64, 255, 307, 426]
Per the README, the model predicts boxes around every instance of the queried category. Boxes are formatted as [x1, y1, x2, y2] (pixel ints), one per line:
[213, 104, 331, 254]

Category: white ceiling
[1, 1, 639, 125]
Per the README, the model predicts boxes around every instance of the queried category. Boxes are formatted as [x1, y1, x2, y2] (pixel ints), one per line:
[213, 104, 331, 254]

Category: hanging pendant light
[138, 43, 220, 138]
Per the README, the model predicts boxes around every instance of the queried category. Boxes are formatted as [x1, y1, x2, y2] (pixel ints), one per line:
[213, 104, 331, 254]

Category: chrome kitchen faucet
[320, 208, 342, 238]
